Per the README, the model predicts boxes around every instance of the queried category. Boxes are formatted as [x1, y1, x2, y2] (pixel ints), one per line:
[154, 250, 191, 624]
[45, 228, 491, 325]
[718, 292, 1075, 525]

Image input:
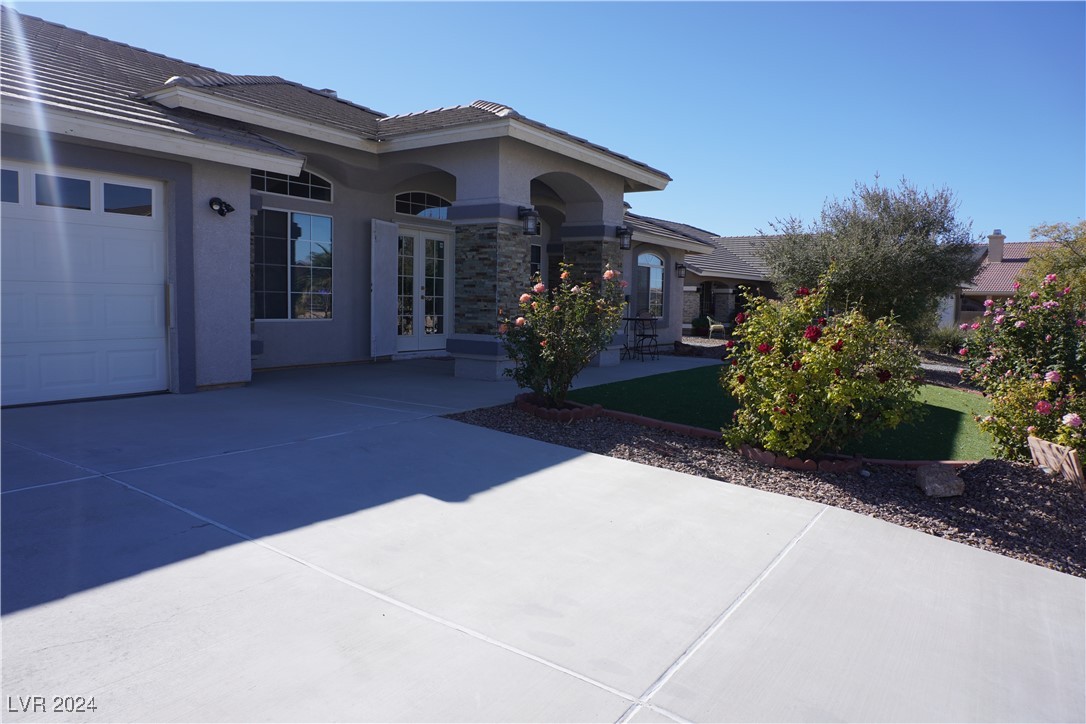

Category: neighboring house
[0, 8, 709, 405]
[682, 235, 775, 331]
[940, 230, 1056, 327]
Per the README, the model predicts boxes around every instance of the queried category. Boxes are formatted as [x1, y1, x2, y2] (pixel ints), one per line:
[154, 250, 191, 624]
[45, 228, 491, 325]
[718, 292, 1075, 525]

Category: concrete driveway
[2, 358, 1083, 723]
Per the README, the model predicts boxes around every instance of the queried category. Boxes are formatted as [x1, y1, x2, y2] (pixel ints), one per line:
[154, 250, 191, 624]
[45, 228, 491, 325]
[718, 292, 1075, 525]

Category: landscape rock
[916, 463, 965, 497]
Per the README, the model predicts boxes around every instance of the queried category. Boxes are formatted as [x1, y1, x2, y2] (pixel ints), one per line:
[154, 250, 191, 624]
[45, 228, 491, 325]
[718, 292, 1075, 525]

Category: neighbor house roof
[683, 235, 773, 282]
[1, 9, 668, 188]
[965, 241, 1057, 295]
[624, 212, 715, 253]
[0, 8, 303, 169]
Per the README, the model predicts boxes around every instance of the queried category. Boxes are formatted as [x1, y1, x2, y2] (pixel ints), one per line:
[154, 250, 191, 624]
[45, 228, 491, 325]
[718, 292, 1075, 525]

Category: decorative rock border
[737, 444, 863, 474]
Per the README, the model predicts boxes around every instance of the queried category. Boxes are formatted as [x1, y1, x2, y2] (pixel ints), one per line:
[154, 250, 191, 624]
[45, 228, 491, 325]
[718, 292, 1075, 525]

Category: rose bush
[961, 272, 1086, 460]
[498, 262, 625, 407]
[722, 280, 921, 458]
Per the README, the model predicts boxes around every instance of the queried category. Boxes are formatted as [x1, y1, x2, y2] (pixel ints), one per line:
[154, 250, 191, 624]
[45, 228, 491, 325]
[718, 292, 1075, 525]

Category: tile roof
[965, 241, 1057, 294]
[624, 212, 715, 249]
[0, 8, 300, 160]
[683, 235, 773, 281]
[2, 9, 668, 182]
[379, 101, 670, 180]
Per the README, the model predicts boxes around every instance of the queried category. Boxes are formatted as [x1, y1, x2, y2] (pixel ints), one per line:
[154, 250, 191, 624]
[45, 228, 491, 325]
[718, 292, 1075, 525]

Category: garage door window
[252, 209, 333, 320]
[1, 169, 17, 203]
[104, 183, 153, 216]
[35, 174, 90, 210]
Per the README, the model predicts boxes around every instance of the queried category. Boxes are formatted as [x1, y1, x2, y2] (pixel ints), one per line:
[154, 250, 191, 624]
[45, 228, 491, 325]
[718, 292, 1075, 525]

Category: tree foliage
[760, 178, 982, 339]
[1020, 220, 1086, 293]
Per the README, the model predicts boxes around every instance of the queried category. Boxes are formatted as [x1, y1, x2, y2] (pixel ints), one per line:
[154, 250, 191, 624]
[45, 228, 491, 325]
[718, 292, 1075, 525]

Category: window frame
[251, 169, 333, 203]
[395, 191, 452, 220]
[636, 251, 666, 320]
[251, 207, 335, 322]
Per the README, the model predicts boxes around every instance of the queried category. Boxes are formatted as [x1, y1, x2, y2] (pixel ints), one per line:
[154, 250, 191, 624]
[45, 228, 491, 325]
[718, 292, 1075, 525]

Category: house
[940, 229, 1057, 326]
[681, 235, 775, 331]
[0, 8, 709, 406]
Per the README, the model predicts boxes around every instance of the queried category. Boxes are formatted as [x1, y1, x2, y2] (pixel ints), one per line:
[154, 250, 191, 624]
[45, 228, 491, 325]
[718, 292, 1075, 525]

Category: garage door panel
[0, 167, 168, 404]
[3, 282, 164, 343]
[2, 340, 167, 405]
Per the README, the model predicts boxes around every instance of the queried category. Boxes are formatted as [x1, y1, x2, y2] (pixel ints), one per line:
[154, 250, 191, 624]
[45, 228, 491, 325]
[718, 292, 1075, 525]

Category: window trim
[251, 206, 335, 322]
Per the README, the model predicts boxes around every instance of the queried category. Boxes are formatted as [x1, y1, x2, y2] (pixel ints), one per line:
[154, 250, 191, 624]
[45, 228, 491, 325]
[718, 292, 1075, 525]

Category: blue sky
[10, 1, 1085, 243]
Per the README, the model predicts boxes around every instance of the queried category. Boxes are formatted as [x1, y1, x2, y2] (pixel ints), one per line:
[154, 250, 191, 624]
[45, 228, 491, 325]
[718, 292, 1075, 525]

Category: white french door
[396, 228, 451, 352]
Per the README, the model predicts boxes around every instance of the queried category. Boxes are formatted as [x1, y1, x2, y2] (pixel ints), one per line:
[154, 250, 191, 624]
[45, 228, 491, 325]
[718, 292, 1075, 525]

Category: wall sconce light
[209, 197, 235, 217]
[615, 225, 633, 250]
[675, 262, 687, 278]
[518, 206, 541, 236]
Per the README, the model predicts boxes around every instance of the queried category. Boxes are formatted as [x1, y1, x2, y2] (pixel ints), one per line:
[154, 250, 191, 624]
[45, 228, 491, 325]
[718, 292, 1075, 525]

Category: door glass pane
[397, 235, 415, 336]
[424, 237, 445, 335]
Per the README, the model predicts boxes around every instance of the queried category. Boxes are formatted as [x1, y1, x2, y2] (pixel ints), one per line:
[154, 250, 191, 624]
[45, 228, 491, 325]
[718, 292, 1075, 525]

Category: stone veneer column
[561, 237, 623, 367]
[448, 221, 530, 379]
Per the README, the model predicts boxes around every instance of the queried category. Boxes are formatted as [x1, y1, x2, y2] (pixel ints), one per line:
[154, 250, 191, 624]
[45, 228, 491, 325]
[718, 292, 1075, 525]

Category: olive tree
[759, 178, 982, 339]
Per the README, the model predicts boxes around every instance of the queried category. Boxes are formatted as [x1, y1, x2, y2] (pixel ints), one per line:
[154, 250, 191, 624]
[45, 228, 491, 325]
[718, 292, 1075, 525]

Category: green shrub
[722, 280, 922, 458]
[498, 262, 625, 407]
[924, 325, 969, 356]
[961, 272, 1086, 460]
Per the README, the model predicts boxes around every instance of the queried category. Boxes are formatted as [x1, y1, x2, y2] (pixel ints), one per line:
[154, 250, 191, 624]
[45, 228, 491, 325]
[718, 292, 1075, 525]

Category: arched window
[396, 192, 451, 220]
[636, 252, 665, 318]
[251, 169, 332, 201]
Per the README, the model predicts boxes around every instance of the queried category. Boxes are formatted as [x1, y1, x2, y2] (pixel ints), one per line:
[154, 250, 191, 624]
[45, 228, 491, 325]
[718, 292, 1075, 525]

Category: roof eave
[141, 85, 381, 153]
[1, 97, 304, 175]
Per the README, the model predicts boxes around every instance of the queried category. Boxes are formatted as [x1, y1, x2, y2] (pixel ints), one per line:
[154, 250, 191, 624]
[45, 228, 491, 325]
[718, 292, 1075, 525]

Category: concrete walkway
[2, 357, 1083, 723]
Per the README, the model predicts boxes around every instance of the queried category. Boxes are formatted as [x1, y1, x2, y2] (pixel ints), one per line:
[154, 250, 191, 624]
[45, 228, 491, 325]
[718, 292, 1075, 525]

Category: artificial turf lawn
[567, 363, 994, 461]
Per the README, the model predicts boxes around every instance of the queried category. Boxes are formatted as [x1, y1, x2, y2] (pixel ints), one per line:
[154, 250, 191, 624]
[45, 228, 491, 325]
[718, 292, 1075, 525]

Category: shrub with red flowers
[722, 278, 921, 458]
[498, 262, 625, 407]
[961, 272, 1086, 460]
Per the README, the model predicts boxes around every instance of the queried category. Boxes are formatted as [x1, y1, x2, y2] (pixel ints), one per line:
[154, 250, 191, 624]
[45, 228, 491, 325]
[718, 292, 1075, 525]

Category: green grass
[568, 364, 993, 461]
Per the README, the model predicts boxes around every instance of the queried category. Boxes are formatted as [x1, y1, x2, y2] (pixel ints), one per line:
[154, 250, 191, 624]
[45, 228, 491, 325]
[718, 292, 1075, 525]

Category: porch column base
[447, 336, 512, 381]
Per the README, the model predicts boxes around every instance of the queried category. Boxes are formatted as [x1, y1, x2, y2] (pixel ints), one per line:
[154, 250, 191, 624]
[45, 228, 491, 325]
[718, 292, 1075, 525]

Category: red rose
[725, 339, 735, 348]
[803, 325, 822, 342]
[791, 360, 802, 371]
[757, 343, 772, 354]
[830, 339, 844, 352]
[730, 358, 739, 367]
[796, 287, 810, 297]
[737, 374, 746, 384]
[834, 368, 841, 377]
[735, 312, 746, 324]
[817, 317, 827, 326]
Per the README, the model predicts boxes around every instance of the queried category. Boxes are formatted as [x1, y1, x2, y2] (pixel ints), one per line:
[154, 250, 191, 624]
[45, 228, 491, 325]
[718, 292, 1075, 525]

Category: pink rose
[959, 323, 969, 330]
[1015, 321, 1027, 329]
[552, 305, 560, 312]
[515, 317, 526, 327]
[1045, 370, 1061, 384]
[533, 283, 546, 293]
[519, 293, 532, 303]
[1029, 291, 1039, 299]
[971, 323, 981, 330]
[619, 280, 629, 289]
[1063, 413, 1083, 428]
[540, 339, 547, 348]
[561, 271, 570, 280]
[958, 348, 968, 356]
[983, 299, 994, 307]
[994, 315, 1005, 325]
[1012, 281, 1021, 290]
[603, 269, 616, 281]
[1035, 400, 1053, 415]
[1045, 273, 1058, 284]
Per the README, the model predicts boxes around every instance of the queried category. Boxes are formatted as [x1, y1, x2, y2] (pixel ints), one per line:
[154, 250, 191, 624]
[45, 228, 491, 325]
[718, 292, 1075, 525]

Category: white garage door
[1, 163, 168, 405]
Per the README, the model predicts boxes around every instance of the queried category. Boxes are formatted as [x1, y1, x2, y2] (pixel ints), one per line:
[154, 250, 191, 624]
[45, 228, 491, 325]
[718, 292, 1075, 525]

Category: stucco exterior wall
[190, 161, 251, 386]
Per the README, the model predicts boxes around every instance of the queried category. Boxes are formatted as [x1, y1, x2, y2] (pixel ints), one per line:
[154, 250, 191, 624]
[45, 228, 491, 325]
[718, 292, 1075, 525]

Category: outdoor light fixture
[518, 206, 541, 236]
[209, 197, 235, 216]
[675, 262, 687, 278]
[615, 225, 633, 250]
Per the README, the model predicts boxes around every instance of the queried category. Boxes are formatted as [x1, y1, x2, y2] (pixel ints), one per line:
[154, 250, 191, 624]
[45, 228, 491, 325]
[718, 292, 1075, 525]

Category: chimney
[987, 228, 1005, 264]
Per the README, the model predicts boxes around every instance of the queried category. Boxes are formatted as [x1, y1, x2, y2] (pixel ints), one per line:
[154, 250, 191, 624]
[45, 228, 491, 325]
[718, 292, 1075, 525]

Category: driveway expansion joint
[618, 505, 829, 723]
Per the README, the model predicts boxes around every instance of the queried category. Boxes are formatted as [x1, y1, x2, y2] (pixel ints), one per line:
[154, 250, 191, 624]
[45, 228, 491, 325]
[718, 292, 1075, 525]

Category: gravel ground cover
[448, 367, 1086, 578]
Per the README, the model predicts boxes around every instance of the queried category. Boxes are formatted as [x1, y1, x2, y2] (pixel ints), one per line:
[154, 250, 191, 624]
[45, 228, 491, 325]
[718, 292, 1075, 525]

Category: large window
[396, 191, 451, 220]
[636, 252, 665, 319]
[252, 210, 332, 320]
[251, 169, 332, 202]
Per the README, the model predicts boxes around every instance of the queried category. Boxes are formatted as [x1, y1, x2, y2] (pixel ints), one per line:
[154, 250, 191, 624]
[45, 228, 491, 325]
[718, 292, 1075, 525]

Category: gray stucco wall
[190, 160, 252, 387]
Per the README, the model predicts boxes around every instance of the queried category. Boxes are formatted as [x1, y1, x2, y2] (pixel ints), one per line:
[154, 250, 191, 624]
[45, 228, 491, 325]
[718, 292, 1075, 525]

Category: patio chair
[706, 316, 726, 339]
